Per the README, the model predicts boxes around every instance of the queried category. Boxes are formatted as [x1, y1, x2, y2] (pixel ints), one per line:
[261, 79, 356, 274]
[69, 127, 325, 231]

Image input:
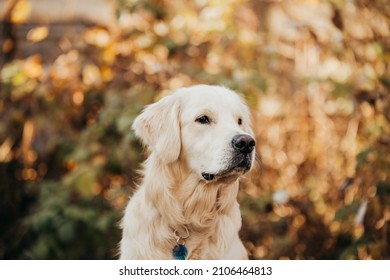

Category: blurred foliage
[0, 0, 389, 259]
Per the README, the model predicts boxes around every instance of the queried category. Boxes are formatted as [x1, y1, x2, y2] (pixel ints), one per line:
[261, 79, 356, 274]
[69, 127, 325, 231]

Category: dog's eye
[196, 115, 210, 124]
[238, 118, 242, 125]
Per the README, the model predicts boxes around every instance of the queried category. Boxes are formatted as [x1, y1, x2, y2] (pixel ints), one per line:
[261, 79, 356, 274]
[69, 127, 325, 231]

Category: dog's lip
[230, 153, 253, 171]
[201, 172, 215, 181]
[201, 155, 253, 182]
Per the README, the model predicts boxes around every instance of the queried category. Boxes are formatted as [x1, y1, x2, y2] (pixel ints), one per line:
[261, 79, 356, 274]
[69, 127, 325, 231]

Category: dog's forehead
[179, 86, 243, 114]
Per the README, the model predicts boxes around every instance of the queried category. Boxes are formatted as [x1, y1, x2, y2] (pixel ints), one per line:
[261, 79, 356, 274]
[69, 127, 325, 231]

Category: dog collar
[172, 226, 189, 260]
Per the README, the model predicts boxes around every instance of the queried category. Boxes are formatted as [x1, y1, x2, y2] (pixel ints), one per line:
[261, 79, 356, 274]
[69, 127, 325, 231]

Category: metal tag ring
[173, 226, 189, 240]
[176, 238, 185, 245]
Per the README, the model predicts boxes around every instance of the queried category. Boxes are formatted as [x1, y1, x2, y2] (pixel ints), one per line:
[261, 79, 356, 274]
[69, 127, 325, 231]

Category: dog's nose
[232, 134, 255, 154]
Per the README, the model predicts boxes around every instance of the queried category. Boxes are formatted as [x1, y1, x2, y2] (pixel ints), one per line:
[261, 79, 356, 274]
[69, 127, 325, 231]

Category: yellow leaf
[82, 64, 102, 86]
[27, 26, 49, 42]
[11, 0, 32, 24]
[101, 66, 113, 82]
[84, 28, 111, 48]
[23, 55, 43, 79]
[102, 45, 116, 64]
[11, 71, 28, 86]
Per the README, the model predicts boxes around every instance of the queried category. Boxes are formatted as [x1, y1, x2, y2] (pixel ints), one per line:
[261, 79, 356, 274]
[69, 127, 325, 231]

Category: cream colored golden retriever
[119, 85, 255, 260]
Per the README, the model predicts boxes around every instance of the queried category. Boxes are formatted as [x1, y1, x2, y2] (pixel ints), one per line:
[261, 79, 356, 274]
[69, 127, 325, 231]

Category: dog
[119, 85, 255, 260]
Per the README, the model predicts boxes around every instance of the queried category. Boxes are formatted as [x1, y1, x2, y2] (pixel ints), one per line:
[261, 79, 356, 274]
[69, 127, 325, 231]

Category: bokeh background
[1, 0, 389, 260]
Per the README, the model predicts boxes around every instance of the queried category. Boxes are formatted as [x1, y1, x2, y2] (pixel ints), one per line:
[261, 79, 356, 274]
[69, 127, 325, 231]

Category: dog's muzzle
[202, 134, 255, 181]
[230, 134, 255, 171]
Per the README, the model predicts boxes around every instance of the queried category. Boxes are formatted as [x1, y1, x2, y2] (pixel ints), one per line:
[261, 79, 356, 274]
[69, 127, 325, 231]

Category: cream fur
[119, 85, 254, 260]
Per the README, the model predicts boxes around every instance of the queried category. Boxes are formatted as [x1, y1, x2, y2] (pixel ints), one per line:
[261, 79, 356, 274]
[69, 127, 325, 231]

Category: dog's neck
[142, 155, 240, 233]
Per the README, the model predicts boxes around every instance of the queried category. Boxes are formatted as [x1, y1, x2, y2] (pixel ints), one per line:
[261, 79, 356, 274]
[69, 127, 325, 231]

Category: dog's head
[132, 85, 255, 183]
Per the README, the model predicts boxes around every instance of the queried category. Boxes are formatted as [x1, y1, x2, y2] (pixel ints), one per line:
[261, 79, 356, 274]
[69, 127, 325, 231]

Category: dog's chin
[201, 157, 252, 184]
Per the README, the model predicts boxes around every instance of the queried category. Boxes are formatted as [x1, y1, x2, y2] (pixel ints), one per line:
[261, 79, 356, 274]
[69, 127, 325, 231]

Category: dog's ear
[132, 94, 181, 163]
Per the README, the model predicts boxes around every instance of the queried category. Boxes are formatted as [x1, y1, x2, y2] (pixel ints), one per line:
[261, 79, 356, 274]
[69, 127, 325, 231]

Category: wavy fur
[119, 85, 253, 259]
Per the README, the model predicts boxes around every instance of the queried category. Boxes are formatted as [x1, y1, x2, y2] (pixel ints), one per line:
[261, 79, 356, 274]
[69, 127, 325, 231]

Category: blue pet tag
[172, 243, 187, 260]
[172, 228, 189, 260]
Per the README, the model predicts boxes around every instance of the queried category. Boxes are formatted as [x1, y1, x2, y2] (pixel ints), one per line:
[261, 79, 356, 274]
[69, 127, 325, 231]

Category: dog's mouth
[201, 154, 253, 182]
